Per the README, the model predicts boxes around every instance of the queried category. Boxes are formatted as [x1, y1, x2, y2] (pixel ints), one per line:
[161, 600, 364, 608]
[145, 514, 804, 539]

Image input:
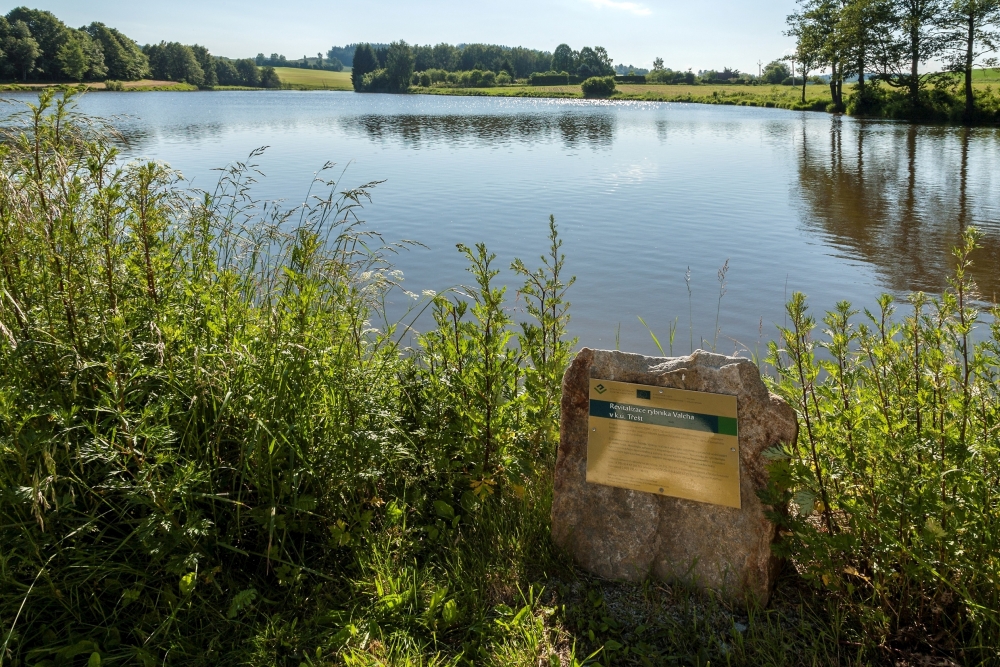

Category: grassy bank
[412, 69, 1000, 121]
[0, 80, 198, 92]
[413, 82, 835, 110]
[2, 91, 1000, 666]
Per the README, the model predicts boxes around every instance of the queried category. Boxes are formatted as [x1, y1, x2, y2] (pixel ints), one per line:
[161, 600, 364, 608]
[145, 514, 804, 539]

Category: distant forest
[328, 42, 555, 78]
[0, 6, 279, 88]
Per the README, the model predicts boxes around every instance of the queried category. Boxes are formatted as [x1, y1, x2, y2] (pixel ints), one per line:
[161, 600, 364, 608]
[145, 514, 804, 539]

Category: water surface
[9, 91, 999, 353]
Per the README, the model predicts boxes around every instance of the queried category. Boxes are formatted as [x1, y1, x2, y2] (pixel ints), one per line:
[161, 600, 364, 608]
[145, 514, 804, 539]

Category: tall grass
[0, 90, 573, 665]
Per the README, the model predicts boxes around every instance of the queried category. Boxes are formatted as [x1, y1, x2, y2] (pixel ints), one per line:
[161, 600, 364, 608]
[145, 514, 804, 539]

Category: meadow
[414, 68, 1000, 115]
[2, 89, 1000, 667]
[272, 67, 353, 90]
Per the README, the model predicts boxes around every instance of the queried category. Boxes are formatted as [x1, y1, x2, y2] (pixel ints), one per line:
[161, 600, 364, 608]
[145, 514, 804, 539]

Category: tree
[789, 0, 847, 109]
[762, 59, 792, 83]
[432, 42, 458, 70]
[653, 57, 665, 70]
[235, 58, 260, 86]
[0, 18, 40, 81]
[594, 46, 615, 74]
[351, 43, 377, 91]
[552, 43, 575, 72]
[576, 46, 614, 78]
[411, 44, 434, 71]
[260, 66, 281, 88]
[939, 0, 1000, 115]
[188, 45, 216, 87]
[56, 31, 88, 80]
[5, 7, 67, 79]
[214, 58, 240, 85]
[144, 42, 204, 85]
[385, 41, 414, 92]
[871, 0, 945, 105]
[786, 9, 826, 101]
[835, 0, 892, 100]
[328, 44, 356, 66]
[86, 23, 149, 80]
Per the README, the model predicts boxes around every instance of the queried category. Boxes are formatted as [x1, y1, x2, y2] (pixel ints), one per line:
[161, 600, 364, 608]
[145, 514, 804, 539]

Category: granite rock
[551, 348, 798, 603]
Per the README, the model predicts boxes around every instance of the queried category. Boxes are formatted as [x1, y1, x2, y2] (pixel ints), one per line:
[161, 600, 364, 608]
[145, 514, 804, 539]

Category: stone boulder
[551, 348, 797, 603]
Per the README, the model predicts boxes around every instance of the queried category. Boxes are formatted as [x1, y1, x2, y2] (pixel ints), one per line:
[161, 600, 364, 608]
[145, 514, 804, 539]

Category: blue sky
[17, 0, 799, 74]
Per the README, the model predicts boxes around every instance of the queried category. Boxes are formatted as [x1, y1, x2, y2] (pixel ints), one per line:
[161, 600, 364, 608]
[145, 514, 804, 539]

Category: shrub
[361, 68, 391, 92]
[496, 71, 512, 85]
[581, 76, 615, 98]
[425, 68, 447, 84]
[765, 229, 1000, 661]
[104, 79, 125, 91]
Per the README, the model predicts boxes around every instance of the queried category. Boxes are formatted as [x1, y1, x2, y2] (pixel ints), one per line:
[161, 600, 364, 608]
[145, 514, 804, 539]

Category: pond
[9, 90, 1000, 353]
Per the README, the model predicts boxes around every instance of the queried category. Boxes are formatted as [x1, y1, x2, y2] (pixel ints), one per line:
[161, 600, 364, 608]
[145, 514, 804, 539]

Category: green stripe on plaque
[719, 416, 738, 437]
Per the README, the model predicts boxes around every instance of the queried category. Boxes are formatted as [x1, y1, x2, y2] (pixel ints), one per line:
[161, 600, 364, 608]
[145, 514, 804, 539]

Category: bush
[361, 68, 391, 92]
[496, 71, 512, 85]
[843, 81, 1000, 123]
[104, 79, 125, 91]
[765, 229, 1000, 661]
[581, 76, 615, 98]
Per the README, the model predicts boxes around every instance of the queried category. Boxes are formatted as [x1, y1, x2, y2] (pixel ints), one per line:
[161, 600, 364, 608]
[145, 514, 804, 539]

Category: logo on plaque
[586, 379, 741, 508]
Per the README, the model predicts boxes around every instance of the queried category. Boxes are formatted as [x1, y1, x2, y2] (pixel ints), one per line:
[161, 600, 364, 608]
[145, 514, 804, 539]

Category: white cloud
[588, 0, 652, 16]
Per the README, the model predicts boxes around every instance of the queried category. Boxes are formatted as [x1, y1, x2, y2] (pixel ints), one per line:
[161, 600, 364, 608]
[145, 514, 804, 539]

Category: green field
[413, 69, 1000, 112]
[971, 67, 1000, 82]
[272, 67, 353, 90]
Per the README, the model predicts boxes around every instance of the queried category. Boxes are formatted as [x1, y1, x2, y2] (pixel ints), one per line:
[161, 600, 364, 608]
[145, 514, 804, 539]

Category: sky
[15, 0, 800, 74]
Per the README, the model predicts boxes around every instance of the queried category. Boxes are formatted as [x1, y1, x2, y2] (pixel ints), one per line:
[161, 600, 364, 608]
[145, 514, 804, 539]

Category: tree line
[332, 41, 555, 79]
[255, 52, 344, 71]
[347, 41, 620, 93]
[0, 8, 145, 82]
[0, 6, 280, 89]
[787, 0, 1000, 118]
[144, 43, 280, 88]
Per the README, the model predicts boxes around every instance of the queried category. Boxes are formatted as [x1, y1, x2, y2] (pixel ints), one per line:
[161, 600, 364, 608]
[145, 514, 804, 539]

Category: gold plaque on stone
[587, 379, 740, 508]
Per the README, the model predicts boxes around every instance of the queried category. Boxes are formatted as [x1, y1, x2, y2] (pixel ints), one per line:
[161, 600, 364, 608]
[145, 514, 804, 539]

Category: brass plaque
[587, 379, 741, 508]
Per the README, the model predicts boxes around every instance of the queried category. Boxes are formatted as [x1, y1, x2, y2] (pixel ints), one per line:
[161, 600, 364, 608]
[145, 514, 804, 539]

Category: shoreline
[410, 83, 831, 112]
[5, 81, 998, 125]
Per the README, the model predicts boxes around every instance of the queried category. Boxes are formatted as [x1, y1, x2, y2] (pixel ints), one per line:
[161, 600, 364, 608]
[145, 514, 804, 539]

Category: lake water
[8, 91, 1000, 354]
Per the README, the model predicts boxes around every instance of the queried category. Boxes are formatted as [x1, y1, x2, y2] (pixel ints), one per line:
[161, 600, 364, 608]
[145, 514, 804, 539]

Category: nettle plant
[764, 228, 1000, 658]
[406, 217, 575, 525]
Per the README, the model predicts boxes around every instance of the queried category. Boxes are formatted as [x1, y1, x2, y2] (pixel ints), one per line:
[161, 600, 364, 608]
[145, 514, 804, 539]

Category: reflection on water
[341, 112, 615, 148]
[796, 118, 1000, 299]
[5, 91, 997, 352]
